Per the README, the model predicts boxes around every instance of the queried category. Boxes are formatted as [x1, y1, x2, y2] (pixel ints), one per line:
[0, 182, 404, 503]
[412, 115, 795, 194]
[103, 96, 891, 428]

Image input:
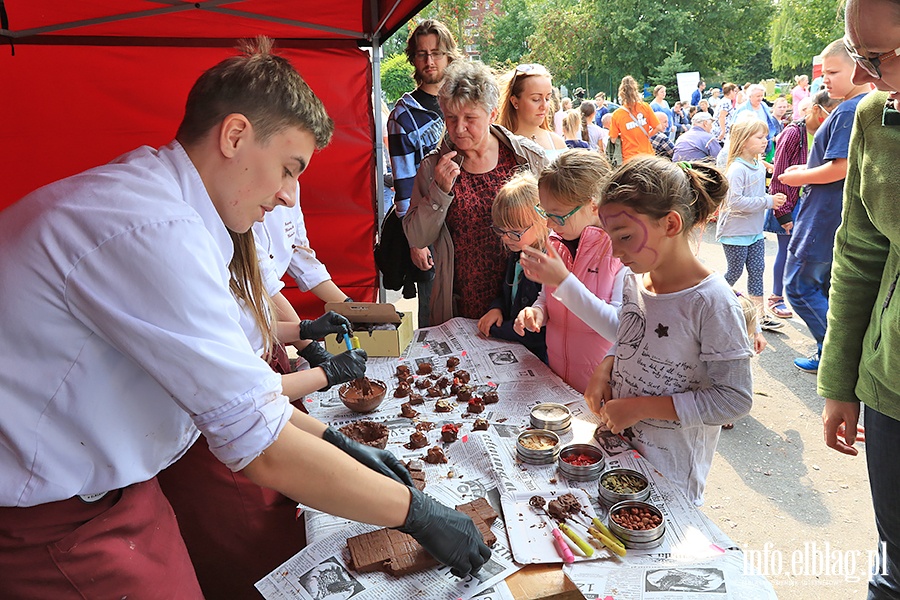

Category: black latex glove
[299, 311, 352, 343]
[398, 487, 492, 578]
[318, 349, 368, 390]
[322, 426, 414, 487]
[298, 341, 333, 368]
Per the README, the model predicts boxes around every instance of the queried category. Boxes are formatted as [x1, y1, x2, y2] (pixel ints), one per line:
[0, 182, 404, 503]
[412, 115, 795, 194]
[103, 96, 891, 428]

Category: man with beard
[385, 20, 462, 326]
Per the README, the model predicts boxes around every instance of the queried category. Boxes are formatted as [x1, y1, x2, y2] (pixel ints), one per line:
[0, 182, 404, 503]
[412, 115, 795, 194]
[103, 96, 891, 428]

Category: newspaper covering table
[257, 318, 776, 600]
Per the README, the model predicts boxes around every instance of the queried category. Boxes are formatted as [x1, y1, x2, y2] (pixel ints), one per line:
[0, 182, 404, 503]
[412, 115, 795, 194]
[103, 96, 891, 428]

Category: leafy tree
[381, 53, 415, 103]
[650, 45, 692, 103]
[478, 0, 535, 67]
[771, 0, 844, 72]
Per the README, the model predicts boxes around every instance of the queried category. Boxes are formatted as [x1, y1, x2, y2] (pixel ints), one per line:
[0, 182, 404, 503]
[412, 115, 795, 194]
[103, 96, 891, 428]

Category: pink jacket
[537, 227, 622, 393]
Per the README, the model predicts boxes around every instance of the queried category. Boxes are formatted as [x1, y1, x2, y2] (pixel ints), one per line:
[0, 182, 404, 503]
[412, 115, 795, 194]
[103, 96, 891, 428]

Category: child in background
[717, 117, 787, 331]
[586, 156, 753, 505]
[765, 90, 842, 320]
[514, 150, 624, 393]
[722, 292, 767, 429]
[562, 110, 591, 149]
[478, 172, 550, 362]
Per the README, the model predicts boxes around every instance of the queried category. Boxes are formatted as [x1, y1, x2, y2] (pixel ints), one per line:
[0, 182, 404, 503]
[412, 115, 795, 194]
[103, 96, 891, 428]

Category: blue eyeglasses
[534, 203, 583, 226]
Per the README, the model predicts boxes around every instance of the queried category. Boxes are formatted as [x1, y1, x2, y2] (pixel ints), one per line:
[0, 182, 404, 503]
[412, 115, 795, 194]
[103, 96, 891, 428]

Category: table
[256, 318, 776, 600]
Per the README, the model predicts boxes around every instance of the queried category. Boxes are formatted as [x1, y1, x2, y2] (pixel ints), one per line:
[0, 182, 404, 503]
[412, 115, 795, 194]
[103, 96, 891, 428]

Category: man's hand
[822, 398, 864, 456]
[477, 308, 503, 337]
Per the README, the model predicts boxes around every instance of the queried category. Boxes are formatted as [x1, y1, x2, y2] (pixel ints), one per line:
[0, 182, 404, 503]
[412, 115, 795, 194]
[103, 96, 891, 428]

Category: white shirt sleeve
[286, 205, 332, 292]
[550, 267, 626, 341]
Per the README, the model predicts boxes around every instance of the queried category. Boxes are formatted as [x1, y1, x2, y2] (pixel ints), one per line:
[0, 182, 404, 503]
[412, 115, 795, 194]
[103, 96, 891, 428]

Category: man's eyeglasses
[414, 50, 448, 61]
[534, 204, 583, 226]
[843, 37, 900, 80]
[491, 224, 532, 241]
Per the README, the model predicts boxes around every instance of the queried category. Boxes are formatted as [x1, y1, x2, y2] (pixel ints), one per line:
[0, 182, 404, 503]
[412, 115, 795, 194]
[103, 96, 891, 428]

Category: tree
[771, 0, 844, 72]
[381, 53, 415, 104]
[650, 45, 692, 103]
[477, 0, 535, 67]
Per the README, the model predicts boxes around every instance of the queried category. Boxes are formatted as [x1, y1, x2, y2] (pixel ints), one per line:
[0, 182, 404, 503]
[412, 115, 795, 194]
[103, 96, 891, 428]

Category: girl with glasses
[477, 172, 549, 362]
[496, 63, 568, 161]
[514, 151, 625, 393]
[586, 156, 753, 506]
[821, 0, 900, 595]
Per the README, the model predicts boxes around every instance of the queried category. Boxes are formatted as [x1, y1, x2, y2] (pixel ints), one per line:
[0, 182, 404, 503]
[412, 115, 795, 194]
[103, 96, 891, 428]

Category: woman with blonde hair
[562, 110, 590, 149]
[608, 75, 662, 161]
[496, 63, 567, 160]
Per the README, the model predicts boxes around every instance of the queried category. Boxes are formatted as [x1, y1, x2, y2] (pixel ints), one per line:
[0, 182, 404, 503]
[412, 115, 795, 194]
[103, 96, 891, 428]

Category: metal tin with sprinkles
[529, 402, 572, 434]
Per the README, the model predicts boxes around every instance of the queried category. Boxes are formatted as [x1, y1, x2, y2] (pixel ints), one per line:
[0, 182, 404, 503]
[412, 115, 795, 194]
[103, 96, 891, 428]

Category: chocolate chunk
[416, 362, 433, 375]
[393, 382, 410, 398]
[426, 386, 443, 398]
[467, 398, 485, 414]
[398, 373, 414, 384]
[424, 446, 447, 464]
[407, 393, 424, 405]
[473, 418, 489, 431]
[436, 376, 451, 389]
[427, 372, 440, 381]
[440, 423, 459, 443]
[449, 383, 460, 395]
[396, 365, 411, 378]
[414, 378, 431, 389]
[399, 403, 418, 418]
[404, 459, 426, 491]
[456, 387, 472, 403]
[482, 390, 499, 404]
[455, 370, 470, 384]
[434, 399, 453, 412]
[446, 356, 460, 370]
[405, 431, 428, 449]
[415, 421, 435, 432]
[547, 499, 568, 521]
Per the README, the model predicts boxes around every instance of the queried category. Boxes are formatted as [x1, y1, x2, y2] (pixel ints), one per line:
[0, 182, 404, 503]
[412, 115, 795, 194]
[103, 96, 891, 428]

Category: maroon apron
[0, 478, 203, 599]
[157, 435, 306, 600]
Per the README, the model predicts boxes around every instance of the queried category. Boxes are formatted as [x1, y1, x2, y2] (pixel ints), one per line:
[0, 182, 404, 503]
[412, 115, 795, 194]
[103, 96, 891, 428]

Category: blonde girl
[717, 117, 787, 331]
[478, 172, 550, 361]
[514, 150, 624, 393]
[562, 110, 590, 149]
[586, 156, 753, 505]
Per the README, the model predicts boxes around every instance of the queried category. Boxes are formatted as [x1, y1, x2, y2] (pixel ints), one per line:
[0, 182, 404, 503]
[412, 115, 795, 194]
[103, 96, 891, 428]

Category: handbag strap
[624, 105, 653, 140]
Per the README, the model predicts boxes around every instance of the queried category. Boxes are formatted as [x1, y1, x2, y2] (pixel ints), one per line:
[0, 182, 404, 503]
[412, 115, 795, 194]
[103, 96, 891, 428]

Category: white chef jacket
[252, 191, 332, 293]
[0, 141, 292, 507]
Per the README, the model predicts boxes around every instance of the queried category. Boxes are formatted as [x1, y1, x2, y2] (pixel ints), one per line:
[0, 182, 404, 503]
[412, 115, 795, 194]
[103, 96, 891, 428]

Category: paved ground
[387, 227, 877, 599]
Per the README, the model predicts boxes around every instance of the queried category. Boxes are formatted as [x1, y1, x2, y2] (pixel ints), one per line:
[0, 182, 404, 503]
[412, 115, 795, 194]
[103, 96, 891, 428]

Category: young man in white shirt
[0, 37, 489, 598]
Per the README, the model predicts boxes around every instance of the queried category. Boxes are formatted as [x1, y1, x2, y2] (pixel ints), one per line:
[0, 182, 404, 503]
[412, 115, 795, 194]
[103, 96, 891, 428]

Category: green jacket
[818, 92, 900, 421]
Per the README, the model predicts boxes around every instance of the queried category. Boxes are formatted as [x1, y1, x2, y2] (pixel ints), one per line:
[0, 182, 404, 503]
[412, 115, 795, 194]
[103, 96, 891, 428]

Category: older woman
[496, 63, 567, 161]
[404, 61, 547, 325]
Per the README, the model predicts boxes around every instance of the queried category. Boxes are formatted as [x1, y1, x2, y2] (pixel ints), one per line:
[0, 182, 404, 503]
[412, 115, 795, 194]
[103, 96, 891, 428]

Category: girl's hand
[772, 193, 787, 209]
[513, 306, 544, 336]
[434, 151, 462, 194]
[520, 244, 569, 287]
[597, 398, 642, 434]
[763, 160, 774, 174]
[753, 332, 767, 355]
[477, 308, 503, 337]
[584, 357, 615, 414]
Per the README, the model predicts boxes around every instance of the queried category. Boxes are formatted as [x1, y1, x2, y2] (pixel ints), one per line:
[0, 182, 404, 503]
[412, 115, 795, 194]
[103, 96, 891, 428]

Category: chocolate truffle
[416, 362, 433, 375]
[467, 398, 485, 413]
[436, 376, 451, 389]
[440, 423, 460, 443]
[449, 382, 460, 395]
[446, 356, 460, 370]
[424, 446, 447, 464]
[399, 403, 418, 418]
[415, 421, 435, 431]
[547, 499, 569, 521]
[396, 365, 411, 378]
[414, 378, 431, 389]
[393, 382, 411, 398]
[473, 418, 489, 431]
[456, 387, 472, 403]
[455, 370, 471, 384]
[434, 399, 453, 413]
[407, 393, 424, 405]
[482, 390, 499, 404]
[426, 386, 443, 398]
[405, 431, 428, 449]
[398, 373, 414, 384]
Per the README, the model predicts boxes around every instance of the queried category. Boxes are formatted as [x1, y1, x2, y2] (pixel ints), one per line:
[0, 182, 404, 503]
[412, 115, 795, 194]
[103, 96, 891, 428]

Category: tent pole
[371, 31, 387, 304]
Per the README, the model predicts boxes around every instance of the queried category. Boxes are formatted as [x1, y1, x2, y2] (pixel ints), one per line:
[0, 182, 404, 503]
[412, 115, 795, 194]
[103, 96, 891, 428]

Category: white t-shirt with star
[611, 271, 753, 505]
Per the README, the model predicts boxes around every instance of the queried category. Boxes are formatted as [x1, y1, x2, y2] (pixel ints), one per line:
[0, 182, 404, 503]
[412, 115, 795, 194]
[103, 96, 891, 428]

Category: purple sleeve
[769, 125, 805, 218]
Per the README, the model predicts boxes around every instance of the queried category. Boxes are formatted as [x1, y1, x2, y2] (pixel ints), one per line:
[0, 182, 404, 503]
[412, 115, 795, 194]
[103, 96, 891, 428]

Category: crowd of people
[1, 0, 897, 596]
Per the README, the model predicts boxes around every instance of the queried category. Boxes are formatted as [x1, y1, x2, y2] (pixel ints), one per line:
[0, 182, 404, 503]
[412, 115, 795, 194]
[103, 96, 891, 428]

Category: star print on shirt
[655, 323, 669, 338]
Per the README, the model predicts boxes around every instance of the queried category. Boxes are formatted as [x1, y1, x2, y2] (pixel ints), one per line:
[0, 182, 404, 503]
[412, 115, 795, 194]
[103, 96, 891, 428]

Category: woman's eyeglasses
[414, 50, 448, 61]
[534, 204, 583, 226]
[843, 37, 900, 80]
[491, 224, 532, 241]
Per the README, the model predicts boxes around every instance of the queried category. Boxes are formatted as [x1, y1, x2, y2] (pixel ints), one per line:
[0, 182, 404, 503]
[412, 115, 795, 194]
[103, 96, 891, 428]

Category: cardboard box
[323, 302, 413, 357]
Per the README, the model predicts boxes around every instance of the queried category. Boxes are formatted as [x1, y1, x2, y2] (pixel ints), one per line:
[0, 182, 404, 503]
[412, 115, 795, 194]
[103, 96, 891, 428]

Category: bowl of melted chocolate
[338, 377, 387, 413]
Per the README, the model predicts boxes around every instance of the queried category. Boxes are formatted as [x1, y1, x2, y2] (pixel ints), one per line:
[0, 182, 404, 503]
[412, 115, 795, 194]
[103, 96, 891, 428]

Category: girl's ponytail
[681, 161, 728, 225]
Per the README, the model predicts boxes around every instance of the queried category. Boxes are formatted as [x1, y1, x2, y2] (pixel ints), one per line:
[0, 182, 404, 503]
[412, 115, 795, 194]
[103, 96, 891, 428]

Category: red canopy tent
[0, 0, 426, 313]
